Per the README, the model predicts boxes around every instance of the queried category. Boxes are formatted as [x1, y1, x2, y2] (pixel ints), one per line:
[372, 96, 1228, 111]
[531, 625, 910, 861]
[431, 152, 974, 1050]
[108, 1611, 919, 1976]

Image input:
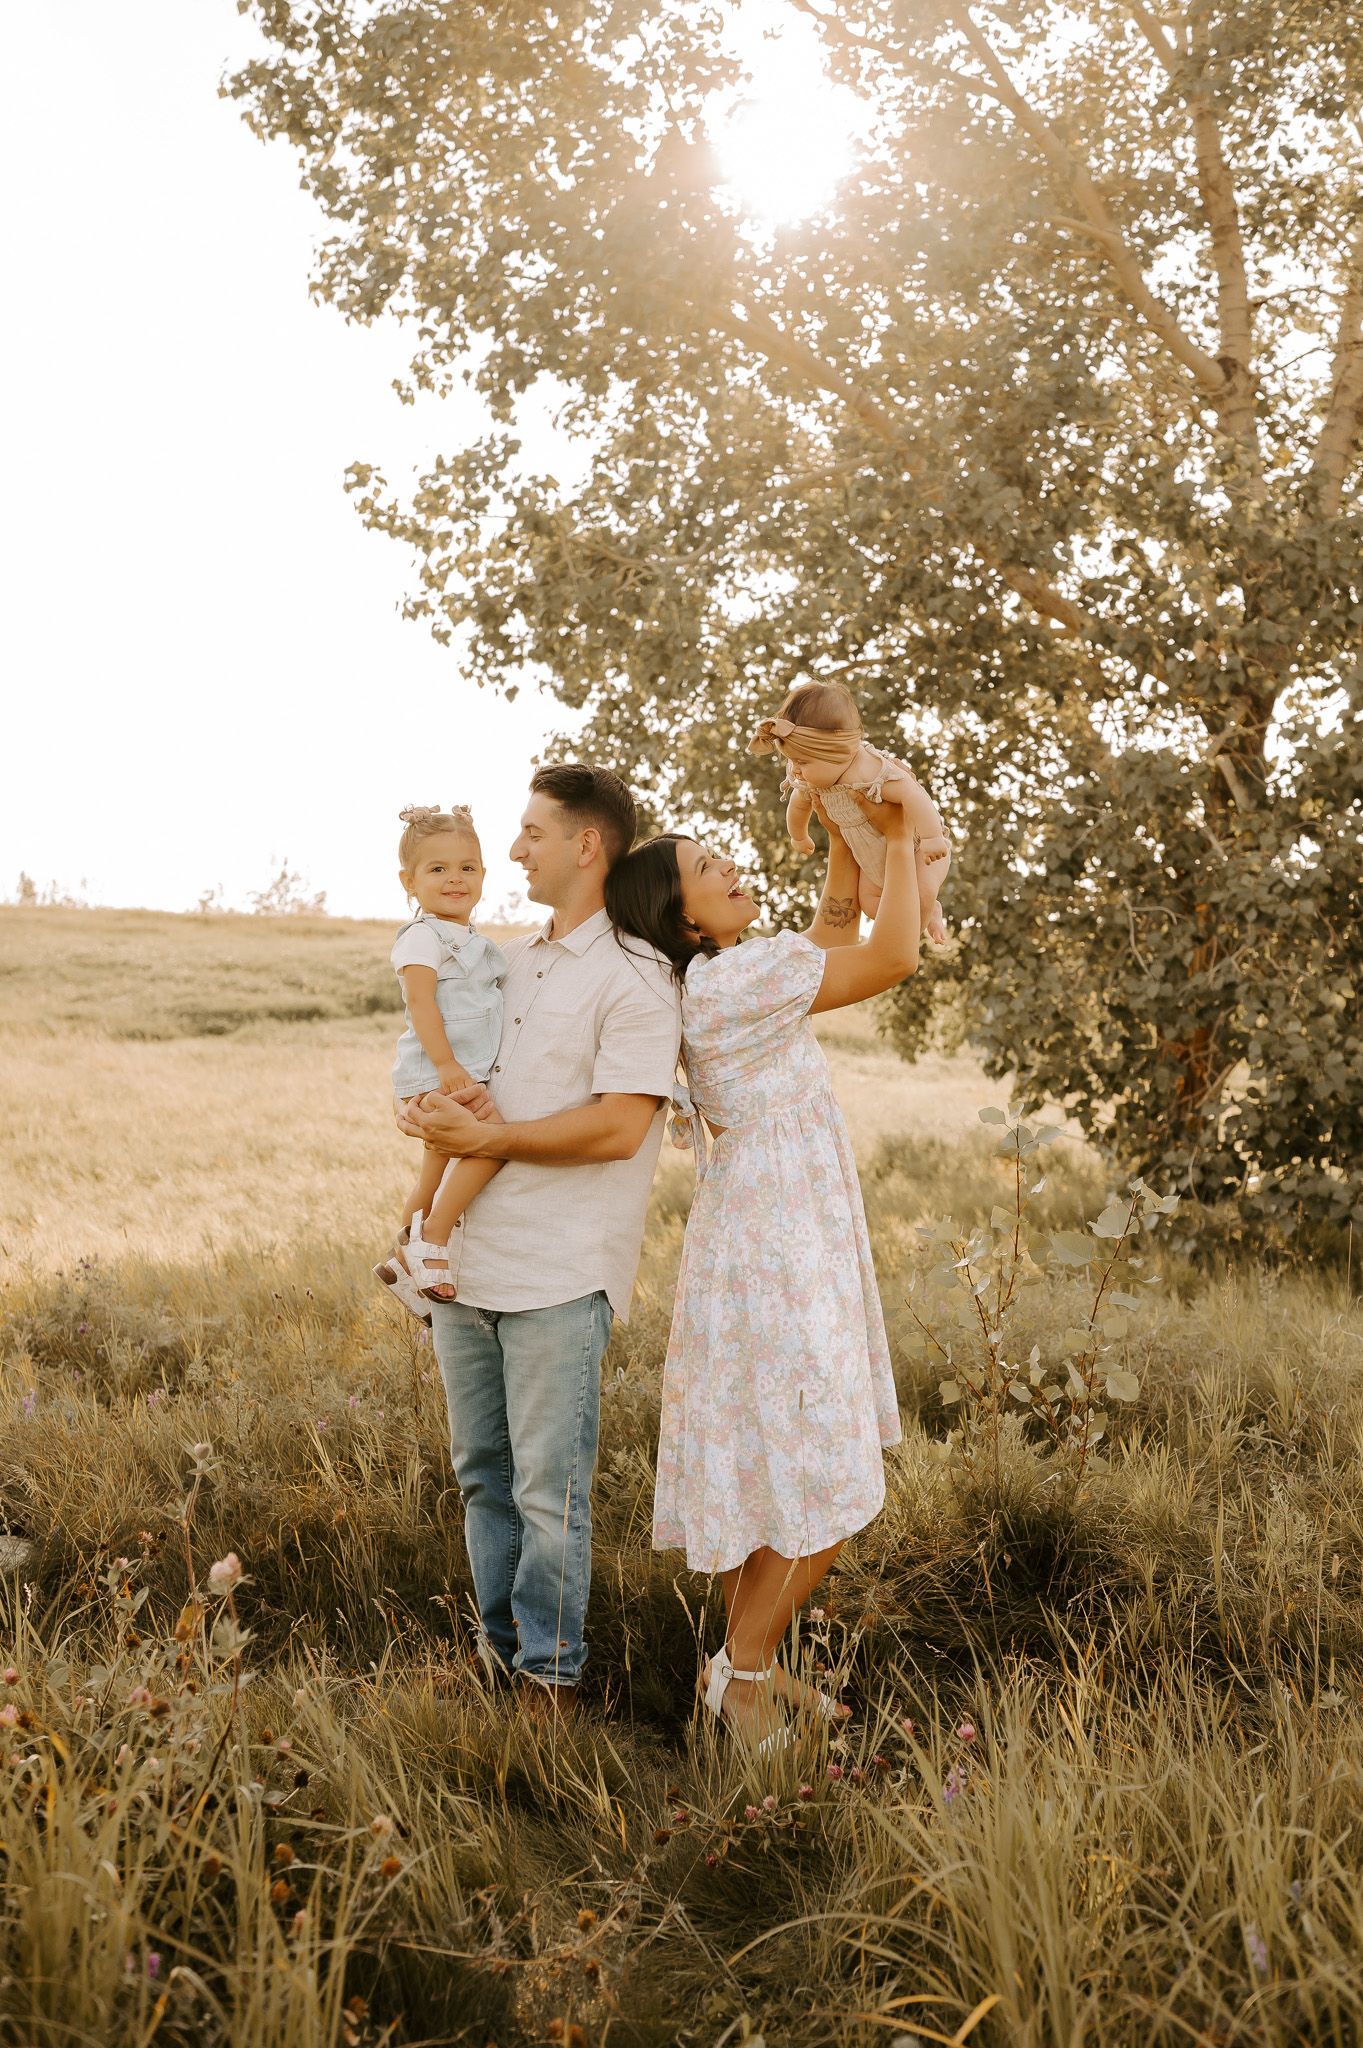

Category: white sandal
[701, 1647, 790, 1756]
[372, 1228, 432, 1326]
[407, 1211, 458, 1304]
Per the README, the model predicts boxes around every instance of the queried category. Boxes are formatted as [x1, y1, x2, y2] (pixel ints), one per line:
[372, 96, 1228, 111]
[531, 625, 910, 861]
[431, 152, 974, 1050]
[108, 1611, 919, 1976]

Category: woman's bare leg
[709, 1541, 845, 1734]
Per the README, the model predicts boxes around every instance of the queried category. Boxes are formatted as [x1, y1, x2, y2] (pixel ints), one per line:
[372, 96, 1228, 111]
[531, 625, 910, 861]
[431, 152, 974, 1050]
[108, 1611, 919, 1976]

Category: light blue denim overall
[390, 914, 506, 1094]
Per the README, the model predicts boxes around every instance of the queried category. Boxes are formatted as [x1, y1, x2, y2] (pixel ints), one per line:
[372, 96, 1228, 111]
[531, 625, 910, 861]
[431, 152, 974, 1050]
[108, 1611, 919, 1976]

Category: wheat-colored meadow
[3, 906, 1363, 2048]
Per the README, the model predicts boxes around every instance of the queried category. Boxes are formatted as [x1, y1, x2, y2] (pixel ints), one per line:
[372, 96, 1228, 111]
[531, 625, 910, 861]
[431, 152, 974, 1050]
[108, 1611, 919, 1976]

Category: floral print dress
[653, 930, 902, 1574]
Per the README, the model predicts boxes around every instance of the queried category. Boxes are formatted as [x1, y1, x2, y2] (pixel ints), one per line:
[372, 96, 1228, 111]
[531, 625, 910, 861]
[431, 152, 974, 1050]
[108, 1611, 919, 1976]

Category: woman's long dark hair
[606, 834, 719, 985]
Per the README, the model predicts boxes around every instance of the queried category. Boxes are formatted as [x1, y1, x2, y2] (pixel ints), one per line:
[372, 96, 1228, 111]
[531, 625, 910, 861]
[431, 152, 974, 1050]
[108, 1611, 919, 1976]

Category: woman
[606, 793, 919, 1745]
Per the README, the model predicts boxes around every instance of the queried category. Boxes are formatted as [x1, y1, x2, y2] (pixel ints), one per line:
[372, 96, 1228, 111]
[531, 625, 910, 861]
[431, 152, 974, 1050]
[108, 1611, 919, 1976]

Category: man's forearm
[470, 1099, 654, 1165]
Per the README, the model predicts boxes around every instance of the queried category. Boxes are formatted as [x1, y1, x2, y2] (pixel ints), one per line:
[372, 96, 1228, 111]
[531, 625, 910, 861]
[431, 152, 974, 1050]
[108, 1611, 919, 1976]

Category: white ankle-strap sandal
[407, 1210, 459, 1304]
[701, 1647, 790, 1757]
[373, 1226, 432, 1325]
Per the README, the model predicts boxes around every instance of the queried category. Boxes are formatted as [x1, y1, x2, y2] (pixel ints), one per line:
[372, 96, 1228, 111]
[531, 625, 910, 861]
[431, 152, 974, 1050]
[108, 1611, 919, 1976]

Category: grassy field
[3, 907, 1363, 2048]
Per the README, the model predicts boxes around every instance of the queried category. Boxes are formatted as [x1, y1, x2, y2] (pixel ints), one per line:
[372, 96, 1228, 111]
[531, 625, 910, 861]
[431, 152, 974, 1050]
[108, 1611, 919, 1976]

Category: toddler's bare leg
[424, 1157, 502, 1246]
[400, 1105, 447, 1233]
[858, 872, 881, 919]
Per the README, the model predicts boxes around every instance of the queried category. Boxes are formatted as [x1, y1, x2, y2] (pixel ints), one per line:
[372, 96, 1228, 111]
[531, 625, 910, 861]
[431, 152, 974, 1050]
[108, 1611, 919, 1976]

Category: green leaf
[977, 1106, 1007, 1125]
[1105, 1369, 1141, 1402]
[938, 1380, 962, 1405]
[1091, 1201, 1131, 1239]
[1049, 1230, 1095, 1265]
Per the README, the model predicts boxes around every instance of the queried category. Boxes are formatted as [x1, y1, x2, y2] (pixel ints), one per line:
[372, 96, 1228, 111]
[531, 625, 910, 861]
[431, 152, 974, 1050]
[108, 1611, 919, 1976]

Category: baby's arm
[400, 965, 473, 1093]
[786, 781, 816, 856]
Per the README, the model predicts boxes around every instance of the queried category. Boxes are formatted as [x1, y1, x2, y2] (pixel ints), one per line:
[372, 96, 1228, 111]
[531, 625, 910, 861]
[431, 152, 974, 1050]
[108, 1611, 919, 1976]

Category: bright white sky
[2, 2, 859, 920]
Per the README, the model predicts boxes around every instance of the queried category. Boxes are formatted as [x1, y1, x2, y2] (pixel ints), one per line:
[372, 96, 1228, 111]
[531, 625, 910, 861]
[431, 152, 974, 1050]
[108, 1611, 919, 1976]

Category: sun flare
[708, 34, 864, 225]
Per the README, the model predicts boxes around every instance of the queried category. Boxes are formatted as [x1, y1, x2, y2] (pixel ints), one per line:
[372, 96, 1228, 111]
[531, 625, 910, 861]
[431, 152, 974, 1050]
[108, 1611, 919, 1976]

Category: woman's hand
[808, 792, 845, 842]
[849, 789, 913, 841]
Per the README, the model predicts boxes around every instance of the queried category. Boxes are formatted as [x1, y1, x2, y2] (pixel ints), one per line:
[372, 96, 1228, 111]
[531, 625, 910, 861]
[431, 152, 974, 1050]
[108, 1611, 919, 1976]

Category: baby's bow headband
[746, 716, 863, 764]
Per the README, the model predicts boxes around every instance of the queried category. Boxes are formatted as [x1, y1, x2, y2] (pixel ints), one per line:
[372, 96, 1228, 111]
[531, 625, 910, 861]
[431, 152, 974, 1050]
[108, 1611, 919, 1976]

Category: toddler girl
[374, 805, 506, 1316]
[748, 681, 952, 941]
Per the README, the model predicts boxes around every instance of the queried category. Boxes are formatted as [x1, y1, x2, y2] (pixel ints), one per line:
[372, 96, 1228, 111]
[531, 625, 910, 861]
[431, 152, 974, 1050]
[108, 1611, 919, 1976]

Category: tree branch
[705, 300, 906, 442]
[1123, 0, 1179, 69]
[786, 0, 991, 104]
[954, 8, 1229, 400]
[1187, 5, 1260, 458]
[1313, 220, 1363, 515]
[701, 298, 1100, 638]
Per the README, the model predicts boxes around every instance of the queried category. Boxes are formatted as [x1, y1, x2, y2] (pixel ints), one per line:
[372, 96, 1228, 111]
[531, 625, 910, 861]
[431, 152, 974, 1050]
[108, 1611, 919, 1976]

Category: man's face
[510, 792, 585, 906]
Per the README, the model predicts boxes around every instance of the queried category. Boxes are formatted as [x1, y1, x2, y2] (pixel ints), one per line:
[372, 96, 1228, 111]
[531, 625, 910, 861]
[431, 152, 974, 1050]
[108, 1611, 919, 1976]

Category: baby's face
[784, 751, 846, 790]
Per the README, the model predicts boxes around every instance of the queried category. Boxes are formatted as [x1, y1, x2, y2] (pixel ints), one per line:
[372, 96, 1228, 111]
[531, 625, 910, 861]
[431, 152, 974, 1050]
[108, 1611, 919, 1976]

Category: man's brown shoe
[517, 1679, 578, 1721]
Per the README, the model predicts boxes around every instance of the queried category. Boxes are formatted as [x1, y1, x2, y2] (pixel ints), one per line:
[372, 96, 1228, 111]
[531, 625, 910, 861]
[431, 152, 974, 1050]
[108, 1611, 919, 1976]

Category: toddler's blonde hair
[397, 805, 479, 873]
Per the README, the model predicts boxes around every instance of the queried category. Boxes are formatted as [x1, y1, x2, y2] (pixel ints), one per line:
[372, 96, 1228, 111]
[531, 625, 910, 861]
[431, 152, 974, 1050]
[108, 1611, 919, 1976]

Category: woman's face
[674, 839, 759, 944]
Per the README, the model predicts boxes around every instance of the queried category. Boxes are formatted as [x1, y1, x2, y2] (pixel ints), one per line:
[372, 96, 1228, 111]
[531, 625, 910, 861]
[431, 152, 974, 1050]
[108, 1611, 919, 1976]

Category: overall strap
[414, 911, 474, 972]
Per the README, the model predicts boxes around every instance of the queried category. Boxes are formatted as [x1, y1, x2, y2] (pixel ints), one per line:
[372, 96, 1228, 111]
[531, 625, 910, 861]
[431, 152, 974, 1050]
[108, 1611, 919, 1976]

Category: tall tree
[232, 0, 1363, 1231]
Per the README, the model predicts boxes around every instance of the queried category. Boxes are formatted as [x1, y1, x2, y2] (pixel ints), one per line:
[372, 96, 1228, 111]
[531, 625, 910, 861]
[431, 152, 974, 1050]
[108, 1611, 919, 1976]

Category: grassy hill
[2, 907, 1362, 2047]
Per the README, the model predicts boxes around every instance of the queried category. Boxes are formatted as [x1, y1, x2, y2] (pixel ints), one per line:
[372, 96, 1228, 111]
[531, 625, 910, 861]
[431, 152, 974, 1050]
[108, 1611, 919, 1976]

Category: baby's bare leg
[857, 872, 881, 919]
[917, 837, 951, 944]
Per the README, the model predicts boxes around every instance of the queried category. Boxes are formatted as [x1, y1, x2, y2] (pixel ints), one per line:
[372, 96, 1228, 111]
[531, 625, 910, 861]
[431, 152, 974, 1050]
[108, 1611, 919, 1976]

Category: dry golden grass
[4, 907, 1362, 2048]
[0, 907, 1012, 1270]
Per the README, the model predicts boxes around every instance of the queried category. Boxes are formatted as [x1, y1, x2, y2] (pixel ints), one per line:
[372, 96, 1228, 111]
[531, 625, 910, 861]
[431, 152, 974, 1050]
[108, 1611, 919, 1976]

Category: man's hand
[404, 1090, 492, 1158]
[395, 1083, 500, 1142]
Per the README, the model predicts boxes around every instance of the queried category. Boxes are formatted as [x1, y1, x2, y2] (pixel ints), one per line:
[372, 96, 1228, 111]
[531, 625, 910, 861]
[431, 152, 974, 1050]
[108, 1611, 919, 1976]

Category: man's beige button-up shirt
[452, 907, 681, 1322]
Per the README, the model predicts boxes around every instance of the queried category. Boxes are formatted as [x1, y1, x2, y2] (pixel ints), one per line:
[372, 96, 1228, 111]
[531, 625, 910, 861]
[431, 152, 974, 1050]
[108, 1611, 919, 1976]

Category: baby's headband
[746, 717, 863, 766]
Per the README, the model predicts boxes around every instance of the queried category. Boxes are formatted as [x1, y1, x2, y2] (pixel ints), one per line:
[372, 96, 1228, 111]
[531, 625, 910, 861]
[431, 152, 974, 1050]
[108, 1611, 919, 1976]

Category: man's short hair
[529, 763, 637, 870]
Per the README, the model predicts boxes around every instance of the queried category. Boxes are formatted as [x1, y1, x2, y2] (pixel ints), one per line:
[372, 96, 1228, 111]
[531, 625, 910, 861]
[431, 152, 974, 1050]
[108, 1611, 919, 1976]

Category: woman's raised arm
[809, 797, 920, 1013]
[803, 797, 862, 951]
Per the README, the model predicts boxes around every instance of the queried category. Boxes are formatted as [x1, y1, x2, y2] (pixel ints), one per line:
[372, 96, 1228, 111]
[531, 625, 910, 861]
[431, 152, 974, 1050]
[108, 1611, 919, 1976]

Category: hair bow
[746, 716, 864, 766]
[747, 717, 796, 756]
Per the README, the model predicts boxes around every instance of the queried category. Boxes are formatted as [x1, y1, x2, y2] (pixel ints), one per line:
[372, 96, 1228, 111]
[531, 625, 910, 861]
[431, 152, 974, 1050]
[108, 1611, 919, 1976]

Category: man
[402, 763, 679, 1710]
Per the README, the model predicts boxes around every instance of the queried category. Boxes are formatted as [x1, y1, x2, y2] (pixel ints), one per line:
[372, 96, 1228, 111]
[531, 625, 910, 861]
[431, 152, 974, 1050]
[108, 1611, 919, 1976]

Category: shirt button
[536, 970, 544, 978]
[493, 1064, 501, 1074]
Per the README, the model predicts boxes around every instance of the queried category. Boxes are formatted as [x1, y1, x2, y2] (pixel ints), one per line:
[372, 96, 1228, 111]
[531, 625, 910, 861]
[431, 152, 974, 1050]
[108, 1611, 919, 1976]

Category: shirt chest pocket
[518, 998, 596, 1100]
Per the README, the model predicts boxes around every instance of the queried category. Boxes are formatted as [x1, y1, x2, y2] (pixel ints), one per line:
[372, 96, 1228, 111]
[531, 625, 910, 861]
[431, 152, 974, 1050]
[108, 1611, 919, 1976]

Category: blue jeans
[430, 1292, 612, 1686]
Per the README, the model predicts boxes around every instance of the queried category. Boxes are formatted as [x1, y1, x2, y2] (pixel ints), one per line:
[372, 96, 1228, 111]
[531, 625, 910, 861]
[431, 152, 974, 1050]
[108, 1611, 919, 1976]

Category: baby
[374, 804, 506, 1318]
[748, 681, 951, 941]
